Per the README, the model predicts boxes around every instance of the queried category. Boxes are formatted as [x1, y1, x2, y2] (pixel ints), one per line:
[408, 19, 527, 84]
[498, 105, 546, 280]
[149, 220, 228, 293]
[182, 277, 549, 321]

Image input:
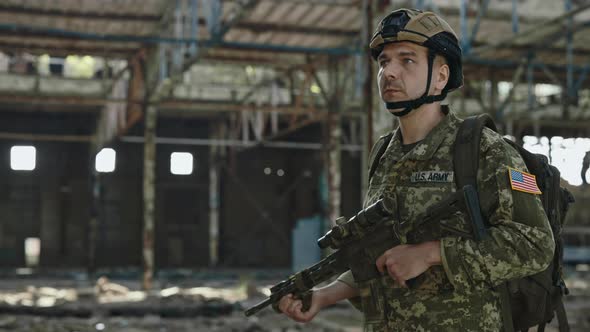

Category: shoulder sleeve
[337, 270, 357, 288]
[441, 129, 555, 291]
[336, 271, 362, 311]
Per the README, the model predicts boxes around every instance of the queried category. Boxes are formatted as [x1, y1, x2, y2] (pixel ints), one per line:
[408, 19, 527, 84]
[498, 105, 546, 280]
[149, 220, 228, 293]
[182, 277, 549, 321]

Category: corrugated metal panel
[0, 0, 589, 72]
[331, 7, 361, 30]
[299, 4, 331, 26]
[247, 0, 277, 22]
[6, 0, 165, 16]
[316, 5, 349, 28]
[282, 3, 314, 25]
[266, 2, 298, 24]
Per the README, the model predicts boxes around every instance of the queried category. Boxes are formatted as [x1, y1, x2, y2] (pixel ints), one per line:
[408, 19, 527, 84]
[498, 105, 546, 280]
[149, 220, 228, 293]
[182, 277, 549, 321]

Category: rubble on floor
[0, 271, 586, 332]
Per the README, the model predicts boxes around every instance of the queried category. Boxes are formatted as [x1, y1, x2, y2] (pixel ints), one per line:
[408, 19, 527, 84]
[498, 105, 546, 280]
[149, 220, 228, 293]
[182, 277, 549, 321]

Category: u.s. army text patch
[410, 171, 454, 183]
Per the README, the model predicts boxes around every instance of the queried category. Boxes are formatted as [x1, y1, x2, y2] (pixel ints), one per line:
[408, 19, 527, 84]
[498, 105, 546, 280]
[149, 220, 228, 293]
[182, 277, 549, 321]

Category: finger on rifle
[278, 293, 293, 313]
[388, 265, 407, 288]
[375, 253, 386, 274]
[397, 278, 408, 288]
[288, 299, 302, 315]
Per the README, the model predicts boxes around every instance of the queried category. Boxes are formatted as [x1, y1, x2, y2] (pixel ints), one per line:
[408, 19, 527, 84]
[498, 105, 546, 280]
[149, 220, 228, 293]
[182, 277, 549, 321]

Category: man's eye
[404, 58, 415, 64]
[379, 60, 388, 67]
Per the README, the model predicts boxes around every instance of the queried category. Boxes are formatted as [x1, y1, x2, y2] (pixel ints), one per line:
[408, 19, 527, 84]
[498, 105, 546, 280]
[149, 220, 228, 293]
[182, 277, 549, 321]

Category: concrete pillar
[325, 58, 342, 229]
[208, 122, 225, 266]
[361, 0, 373, 199]
[142, 106, 157, 290]
[88, 170, 100, 276]
[39, 167, 60, 266]
[326, 111, 342, 228]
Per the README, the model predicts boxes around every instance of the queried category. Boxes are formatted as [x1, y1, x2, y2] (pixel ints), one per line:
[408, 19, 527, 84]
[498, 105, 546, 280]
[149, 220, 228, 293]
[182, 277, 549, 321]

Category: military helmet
[370, 8, 463, 93]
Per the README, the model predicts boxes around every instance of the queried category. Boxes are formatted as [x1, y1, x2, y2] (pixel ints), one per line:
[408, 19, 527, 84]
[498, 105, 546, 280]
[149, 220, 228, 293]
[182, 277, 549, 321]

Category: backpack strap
[453, 114, 516, 332]
[453, 114, 497, 189]
[368, 132, 394, 183]
[556, 299, 570, 332]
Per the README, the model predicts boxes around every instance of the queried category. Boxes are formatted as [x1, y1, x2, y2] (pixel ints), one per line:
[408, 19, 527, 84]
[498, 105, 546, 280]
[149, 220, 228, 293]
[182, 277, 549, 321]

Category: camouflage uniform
[338, 107, 555, 331]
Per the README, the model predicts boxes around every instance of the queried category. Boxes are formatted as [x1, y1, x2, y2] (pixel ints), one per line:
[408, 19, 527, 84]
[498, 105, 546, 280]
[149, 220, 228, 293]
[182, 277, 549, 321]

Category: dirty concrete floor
[0, 309, 362, 332]
[0, 275, 363, 332]
[0, 270, 587, 332]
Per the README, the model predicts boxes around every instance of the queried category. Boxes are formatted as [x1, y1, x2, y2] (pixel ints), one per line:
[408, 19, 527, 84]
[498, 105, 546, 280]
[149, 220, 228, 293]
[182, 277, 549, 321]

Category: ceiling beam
[0, 93, 363, 117]
[234, 22, 357, 37]
[148, 0, 261, 102]
[0, 41, 135, 57]
[0, 132, 92, 142]
[0, 4, 161, 22]
[472, 3, 590, 56]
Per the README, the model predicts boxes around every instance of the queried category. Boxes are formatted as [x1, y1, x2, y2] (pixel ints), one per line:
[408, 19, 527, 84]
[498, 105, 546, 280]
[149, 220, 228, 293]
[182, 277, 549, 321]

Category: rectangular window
[10, 146, 36, 171]
[96, 148, 116, 173]
[170, 152, 193, 175]
[25, 237, 40, 267]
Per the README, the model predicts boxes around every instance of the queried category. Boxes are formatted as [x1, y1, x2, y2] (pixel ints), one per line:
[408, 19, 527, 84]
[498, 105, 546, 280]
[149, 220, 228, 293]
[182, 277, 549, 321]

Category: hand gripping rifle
[244, 185, 486, 317]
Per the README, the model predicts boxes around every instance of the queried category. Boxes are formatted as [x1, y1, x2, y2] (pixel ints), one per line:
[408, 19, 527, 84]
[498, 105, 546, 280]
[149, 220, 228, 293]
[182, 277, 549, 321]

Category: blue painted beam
[159, 46, 168, 82]
[527, 53, 535, 111]
[208, 0, 222, 40]
[566, 0, 574, 103]
[0, 22, 363, 55]
[464, 55, 590, 73]
[512, 0, 519, 33]
[469, 0, 490, 47]
[189, 0, 199, 56]
[574, 65, 590, 91]
[172, 0, 183, 70]
[218, 41, 361, 55]
[460, 0, 469, 54]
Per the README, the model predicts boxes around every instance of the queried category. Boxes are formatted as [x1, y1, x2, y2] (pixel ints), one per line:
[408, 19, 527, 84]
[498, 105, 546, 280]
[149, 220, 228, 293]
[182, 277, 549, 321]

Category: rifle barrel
[244, 297, 273, 317]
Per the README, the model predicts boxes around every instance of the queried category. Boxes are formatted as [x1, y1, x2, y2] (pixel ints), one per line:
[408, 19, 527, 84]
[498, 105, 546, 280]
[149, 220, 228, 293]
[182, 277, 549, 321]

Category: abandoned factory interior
[0, 0, 588, 331]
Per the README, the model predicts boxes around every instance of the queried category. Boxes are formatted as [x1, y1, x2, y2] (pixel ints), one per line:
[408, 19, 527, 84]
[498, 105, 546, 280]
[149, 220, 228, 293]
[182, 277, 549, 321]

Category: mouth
[383, 89, 403, 97]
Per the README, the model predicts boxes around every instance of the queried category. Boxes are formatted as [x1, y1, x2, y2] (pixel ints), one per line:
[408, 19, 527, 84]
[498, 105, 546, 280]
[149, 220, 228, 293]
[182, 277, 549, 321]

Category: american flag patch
[508, 168, 542, 195]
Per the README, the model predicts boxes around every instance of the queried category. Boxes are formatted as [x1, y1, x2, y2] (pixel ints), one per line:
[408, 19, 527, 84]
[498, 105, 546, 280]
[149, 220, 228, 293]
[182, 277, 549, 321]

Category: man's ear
[435, 63, 450, 92]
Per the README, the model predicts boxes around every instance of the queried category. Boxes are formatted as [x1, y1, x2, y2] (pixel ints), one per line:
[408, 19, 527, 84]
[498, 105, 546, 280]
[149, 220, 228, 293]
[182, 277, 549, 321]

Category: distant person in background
[582, 151, 590, 185]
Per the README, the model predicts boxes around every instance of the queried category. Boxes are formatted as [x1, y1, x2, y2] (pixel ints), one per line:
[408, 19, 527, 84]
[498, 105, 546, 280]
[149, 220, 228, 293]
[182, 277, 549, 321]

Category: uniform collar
[390, 106, 460, 161]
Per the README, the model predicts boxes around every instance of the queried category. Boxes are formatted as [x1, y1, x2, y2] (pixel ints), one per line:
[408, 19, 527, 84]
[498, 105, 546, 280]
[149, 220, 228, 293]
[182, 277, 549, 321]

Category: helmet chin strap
[385, 51, 447, 117]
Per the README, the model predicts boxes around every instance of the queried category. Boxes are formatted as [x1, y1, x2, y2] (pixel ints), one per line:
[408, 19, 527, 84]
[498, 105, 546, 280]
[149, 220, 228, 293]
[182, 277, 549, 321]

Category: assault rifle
[244, 185, 486, 317]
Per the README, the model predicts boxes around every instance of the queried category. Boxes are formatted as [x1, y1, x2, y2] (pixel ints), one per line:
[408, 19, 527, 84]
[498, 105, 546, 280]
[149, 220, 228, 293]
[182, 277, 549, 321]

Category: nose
[380, 61, 400, 80]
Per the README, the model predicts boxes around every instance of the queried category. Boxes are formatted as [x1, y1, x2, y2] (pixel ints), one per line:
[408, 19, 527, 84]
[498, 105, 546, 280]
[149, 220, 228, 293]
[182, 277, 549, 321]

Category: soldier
[278, 8, 555, 331]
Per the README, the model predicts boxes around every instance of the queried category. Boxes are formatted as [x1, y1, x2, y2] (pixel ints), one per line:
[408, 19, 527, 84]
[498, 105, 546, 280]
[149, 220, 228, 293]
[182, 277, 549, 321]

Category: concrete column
[325, 58, 342, 230]
[142, 106, 157, 290]
[87, 165, 101, 275]
[208, 122, 225, 266]
[39, 167, 60, 267]
[489, 68, 498, 119]
[326, 111, 342, 228]
[361, 0, 373, 200]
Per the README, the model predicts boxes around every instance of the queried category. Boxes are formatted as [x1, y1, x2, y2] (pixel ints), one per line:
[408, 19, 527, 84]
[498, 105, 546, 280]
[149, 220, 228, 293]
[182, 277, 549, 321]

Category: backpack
[368, 114, 575, 332]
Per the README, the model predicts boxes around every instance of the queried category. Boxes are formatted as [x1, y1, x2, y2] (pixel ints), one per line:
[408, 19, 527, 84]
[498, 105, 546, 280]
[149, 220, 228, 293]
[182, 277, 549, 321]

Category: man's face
[377, 42, 432, 111]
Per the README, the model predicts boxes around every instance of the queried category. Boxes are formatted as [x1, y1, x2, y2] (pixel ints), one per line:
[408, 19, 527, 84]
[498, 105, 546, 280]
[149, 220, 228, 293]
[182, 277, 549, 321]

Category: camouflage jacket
[338, 108, 555, 331]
